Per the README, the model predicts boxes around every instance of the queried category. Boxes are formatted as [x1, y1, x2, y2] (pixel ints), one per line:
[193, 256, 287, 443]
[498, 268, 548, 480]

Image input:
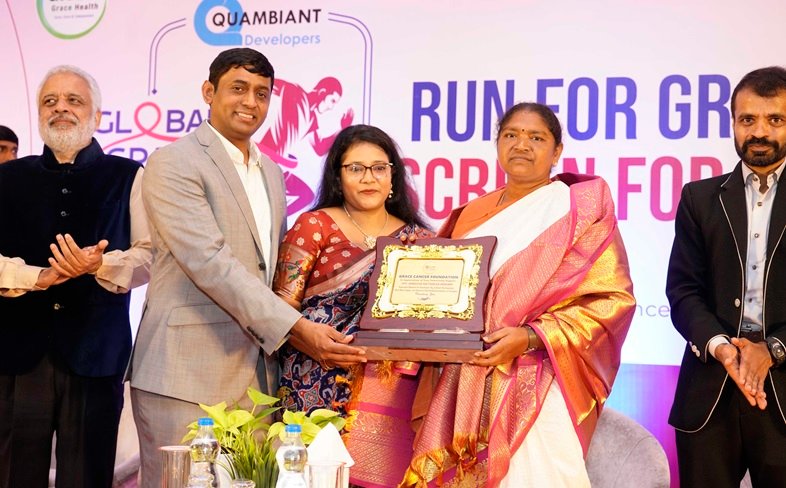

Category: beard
[39, 114, 96, 157]
[735, 136, 786, 167]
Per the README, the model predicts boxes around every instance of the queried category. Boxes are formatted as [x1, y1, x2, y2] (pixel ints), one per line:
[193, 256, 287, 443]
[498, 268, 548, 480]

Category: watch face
[767, 338, 786, 364]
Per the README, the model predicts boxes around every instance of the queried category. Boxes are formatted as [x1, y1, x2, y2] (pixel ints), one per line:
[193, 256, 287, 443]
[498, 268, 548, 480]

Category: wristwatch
[766, 337, 786, 368]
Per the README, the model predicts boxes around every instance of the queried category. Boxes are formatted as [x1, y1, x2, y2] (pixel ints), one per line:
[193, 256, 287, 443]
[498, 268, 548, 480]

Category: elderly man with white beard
[0, 65, 151, 488]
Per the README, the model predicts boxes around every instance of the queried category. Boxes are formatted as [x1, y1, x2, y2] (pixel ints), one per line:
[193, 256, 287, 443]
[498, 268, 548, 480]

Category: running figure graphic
[259, 77, 354, 214]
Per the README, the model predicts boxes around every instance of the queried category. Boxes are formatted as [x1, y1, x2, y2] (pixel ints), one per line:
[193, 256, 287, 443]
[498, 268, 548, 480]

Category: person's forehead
[736, 87, 786, 104]
[40, 72, 91, 98]
[0, 141, 16, 146]
[501, 123, 549, 133]
[218, 66, 271, 88]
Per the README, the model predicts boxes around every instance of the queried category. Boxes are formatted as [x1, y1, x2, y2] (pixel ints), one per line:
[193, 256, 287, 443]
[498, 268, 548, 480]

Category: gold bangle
[525, 326, 540, 352]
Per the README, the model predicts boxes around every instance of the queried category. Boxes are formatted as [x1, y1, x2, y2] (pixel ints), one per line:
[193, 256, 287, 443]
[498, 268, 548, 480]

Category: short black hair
[731, 66, 786, 117]
[496, 102, 563, 147]
[208, 48, 274, 88]
[0, 125, 18, 144]
[311, 124, 428, 229]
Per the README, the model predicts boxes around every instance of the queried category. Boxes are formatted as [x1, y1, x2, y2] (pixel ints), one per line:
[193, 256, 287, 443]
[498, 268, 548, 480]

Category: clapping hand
[35, 267, 70, 289]
[48, 233, 108, 278]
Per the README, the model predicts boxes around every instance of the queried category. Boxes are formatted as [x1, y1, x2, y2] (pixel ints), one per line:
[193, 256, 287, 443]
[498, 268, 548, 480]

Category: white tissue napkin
[307, 423, 354, 467]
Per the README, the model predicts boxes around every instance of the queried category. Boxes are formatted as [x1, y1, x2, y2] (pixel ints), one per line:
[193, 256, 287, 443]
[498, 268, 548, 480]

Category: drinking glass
[160, 445, 191, 488]
[306, 461, 345, 488]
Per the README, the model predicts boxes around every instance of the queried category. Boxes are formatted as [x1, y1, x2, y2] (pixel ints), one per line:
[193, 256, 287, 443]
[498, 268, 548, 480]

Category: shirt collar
[206, 122, 262, 168]
[741, 160, 786, 186]
[41, 138, 101, 170]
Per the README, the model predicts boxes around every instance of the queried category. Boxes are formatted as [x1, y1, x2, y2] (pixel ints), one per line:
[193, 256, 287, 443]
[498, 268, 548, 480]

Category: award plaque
[355, 236, 497, 362]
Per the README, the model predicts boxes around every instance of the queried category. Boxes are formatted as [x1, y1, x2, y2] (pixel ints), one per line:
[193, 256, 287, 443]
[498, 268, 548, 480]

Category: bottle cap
[285, 424, 302, 433]
[198, 417, 214, 426]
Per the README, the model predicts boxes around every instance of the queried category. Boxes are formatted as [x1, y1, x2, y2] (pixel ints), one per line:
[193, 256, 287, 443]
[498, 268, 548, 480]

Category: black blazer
[666, 162, 786, 432]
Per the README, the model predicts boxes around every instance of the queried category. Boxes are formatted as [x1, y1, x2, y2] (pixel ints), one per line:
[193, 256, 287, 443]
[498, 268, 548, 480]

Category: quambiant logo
[36, 0, 107, 40]
[194, 0, 322, 47]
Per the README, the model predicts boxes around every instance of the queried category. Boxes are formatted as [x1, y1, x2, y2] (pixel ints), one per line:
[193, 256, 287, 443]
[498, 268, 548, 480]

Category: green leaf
[308, 409, 340, 423]
[247, 387, 280, 407]
[256, 406, 281, 421]
[200, 402, 229, 425]
[182, 419, 200, 443]
[267, 422, 284, 442]
[282, 410, 306, 425]
[326, 416, 346, 432]
[226, 409, 255, 429]
[181, 431, 196, 444]
[300, 421, 321, 444]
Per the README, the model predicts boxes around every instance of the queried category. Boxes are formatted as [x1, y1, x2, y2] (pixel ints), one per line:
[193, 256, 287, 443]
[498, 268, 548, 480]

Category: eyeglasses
[341, 163, 393, 179]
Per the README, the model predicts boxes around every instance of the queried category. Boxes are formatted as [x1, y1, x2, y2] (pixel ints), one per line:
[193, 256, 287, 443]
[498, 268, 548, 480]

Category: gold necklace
[343, 204, 388, 249]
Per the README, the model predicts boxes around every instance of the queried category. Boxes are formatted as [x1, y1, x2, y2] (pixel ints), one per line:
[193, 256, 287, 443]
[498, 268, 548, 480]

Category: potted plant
[183, 387, 345, 488]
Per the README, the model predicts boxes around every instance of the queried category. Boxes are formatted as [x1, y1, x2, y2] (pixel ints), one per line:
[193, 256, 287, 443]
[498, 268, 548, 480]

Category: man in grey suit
[129, 48, 367, 486]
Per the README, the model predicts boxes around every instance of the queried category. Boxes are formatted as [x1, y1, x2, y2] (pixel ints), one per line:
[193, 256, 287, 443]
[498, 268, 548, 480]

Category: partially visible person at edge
[0, 65, 151, 487]
[0, 125, 19, 163]
[273, 124, 434, 487]
[666, 66, 786, 487]
[399, 102, 636, 487]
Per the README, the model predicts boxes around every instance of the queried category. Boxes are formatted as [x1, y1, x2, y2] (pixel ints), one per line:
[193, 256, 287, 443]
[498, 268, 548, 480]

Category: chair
[585, 407, 670, 488]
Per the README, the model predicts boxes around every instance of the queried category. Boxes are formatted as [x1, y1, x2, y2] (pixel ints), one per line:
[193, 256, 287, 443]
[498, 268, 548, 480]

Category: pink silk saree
[400, 174, 635, 487]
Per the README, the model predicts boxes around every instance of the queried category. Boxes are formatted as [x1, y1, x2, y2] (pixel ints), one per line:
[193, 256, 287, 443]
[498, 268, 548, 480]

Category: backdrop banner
[3, 1, 782, 484]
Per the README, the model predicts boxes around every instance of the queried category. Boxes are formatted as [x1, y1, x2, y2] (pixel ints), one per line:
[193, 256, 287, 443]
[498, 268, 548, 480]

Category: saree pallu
[273, 210, 432, 487]
[401, 174, 635, 487]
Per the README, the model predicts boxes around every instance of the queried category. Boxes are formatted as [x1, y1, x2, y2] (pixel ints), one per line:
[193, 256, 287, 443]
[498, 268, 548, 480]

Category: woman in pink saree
[401, 103, 636, 487]
[273, 125, 433, 487]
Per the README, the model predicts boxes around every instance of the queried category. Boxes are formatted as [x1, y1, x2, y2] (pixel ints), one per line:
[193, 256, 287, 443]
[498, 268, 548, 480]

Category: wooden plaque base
[354, 331, 483, 363]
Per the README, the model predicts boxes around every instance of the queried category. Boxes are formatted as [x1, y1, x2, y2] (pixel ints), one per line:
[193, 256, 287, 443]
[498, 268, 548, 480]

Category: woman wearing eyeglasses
[272, 124, 433, 487]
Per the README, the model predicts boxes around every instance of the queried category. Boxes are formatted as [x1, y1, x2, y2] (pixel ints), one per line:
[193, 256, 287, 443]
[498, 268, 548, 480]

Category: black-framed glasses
[341, 163, 393, 179]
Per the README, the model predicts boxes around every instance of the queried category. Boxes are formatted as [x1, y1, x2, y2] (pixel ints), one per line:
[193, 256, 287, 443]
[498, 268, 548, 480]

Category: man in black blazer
[667, 66, 786, 487]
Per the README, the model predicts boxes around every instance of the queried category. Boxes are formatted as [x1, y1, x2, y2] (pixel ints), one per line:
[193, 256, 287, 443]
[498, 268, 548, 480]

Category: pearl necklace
[343, 204, 388, 249]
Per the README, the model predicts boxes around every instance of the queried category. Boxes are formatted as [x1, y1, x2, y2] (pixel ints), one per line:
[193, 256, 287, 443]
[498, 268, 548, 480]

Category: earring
[388, 189, 394, 199]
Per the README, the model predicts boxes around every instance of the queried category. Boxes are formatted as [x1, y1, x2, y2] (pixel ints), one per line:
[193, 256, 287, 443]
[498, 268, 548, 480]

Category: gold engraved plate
[372, 243, 483, 320]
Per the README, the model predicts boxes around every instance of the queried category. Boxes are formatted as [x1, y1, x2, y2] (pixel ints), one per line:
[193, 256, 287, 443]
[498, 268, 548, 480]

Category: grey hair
[37, 65, 102, 113]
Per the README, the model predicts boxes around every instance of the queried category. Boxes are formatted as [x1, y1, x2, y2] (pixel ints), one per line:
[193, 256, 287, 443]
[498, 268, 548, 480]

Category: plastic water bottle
[275, 424, 307, 488]
[188, 417, 220, 488]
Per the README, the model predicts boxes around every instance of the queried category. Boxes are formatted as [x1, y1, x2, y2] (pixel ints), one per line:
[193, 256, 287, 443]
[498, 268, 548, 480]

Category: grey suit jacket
[129, 121, 302, 405]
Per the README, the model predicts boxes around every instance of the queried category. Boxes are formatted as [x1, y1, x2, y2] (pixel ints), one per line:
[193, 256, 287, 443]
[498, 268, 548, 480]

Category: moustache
[742, 136, 777, 152]
[48, 114, 78, 126]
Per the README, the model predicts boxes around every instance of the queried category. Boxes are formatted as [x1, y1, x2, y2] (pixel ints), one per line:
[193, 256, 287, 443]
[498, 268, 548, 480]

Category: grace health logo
[194, 0, 243, 46]
[37, 0, 107, 39]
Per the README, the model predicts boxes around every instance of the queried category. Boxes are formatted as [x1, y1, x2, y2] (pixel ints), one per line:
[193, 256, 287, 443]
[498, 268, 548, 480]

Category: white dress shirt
[206, 123, 273, 281]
